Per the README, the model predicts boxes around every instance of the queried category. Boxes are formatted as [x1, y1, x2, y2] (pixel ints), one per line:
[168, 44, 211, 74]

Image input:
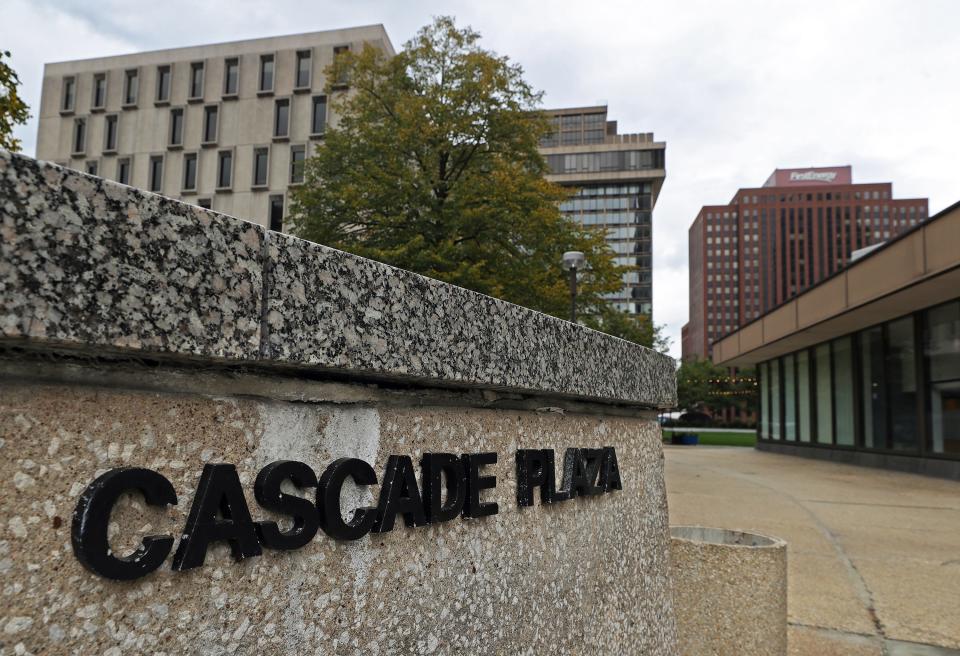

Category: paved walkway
[664, 446, 960, 655]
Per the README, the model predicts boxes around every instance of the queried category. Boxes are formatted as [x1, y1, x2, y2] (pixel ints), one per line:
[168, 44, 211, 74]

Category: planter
[669, 526, 787, 656]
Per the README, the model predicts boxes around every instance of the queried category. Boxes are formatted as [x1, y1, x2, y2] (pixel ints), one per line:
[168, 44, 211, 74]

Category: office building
[711, 199, 960, 479]
[34, 26, 395, 230]
[682, 166, 928, 359]
[540, 106, 666, 316]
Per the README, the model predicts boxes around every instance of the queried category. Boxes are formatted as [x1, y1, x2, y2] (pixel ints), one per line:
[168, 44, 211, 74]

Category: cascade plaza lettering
[71, 447, 622, 581]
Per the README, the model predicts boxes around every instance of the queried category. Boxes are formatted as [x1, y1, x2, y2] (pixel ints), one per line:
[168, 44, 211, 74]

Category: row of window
[80, 144, 309, 194]
[60, 46, 348, 114]
[545, 150, 664, 174]
[69, 96, 327, 156]
[759, 300, 960, 457]
[737, 189, 892, 205]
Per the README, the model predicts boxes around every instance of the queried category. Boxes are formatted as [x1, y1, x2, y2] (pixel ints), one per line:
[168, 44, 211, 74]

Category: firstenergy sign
[789, 170, 838, 183]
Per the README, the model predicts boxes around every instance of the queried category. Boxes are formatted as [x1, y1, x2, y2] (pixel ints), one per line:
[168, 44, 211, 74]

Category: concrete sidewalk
[664, 446, 960, 655]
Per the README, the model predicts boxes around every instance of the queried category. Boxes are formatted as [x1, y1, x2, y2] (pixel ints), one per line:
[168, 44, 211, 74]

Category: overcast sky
[5, 0, 959, 358]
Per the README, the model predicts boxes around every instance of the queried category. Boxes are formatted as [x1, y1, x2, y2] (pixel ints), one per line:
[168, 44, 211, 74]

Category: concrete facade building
[712, 199, 960, 480]
[540, 106, 666, 317]
[682, 166, 928, 359]
[34, 26, 395, 230]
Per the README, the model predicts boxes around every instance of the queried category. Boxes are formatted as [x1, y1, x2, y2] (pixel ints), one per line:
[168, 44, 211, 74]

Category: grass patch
[662, 430, 757, 447]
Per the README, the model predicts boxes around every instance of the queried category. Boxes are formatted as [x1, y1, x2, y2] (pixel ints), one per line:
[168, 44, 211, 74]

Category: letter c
[71, 467, 177, 581]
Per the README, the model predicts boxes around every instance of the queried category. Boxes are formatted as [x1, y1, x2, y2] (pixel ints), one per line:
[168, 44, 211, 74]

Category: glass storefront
[757, 299, 960, 462]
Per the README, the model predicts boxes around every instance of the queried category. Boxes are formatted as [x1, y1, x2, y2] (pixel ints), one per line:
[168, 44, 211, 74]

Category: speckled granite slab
[1, 151, 676, 407]
[0, 150, 263, 359]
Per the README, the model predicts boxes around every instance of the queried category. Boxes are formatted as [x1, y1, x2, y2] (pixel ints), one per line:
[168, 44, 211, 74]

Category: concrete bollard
[670, 526, 787, 656]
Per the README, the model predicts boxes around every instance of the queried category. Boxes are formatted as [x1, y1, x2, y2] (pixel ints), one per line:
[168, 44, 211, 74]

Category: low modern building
[540, 106, 666, 317]
[682, 166, 928, 359]
[34, 26, 395, 230]
[711, 199, 960, 479]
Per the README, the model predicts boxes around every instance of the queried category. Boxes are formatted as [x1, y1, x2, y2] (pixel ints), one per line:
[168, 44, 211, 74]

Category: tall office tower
[682, 166, 928, 359]
[34, 26, 395, 230]
[539, 106, 666, 317]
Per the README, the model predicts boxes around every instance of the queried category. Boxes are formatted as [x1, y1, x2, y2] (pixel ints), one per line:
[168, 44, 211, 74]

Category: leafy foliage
[0, 50, 30, 152]
[582, 306, 671, 351]
[290, 17, 625, 319]
[676, 358, 757, 414]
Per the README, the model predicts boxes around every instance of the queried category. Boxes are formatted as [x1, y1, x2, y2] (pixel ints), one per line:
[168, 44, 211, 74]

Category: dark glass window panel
[93, 75, 106, 108]
[859, 327, 886, 448]
[124, 70, 138, 105]
[183, 154, 197, 190]
[62, 77, 75, 110]
[203, 106, 218, 142]
[296, 50, 311, 88]
[117, 158, 130, 185]
[269, 195, 284, 232]
[886, 317, 918, 451]
[224, 59, 239, 95]
[311, 96, 327, 134]
[217, 151, 232, 188]
[149, 156, 163, 192]
[274, 100, 289, 137]
[290, 146, 305, 183]
[190, 62, 204, 98]
[170, 109, 184, 145]
[157, 66, 171, 102]
[105, 115, 118, 151]
[925, 301, 960, 455]
[73, 119, 85, 153]
[259, 55, 274, 91]
[253, 148, 269, 186]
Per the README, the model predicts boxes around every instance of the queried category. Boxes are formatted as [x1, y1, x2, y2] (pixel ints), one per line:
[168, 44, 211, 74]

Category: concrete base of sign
[0, 152, 680, 654]
[669, 526, 787, 656]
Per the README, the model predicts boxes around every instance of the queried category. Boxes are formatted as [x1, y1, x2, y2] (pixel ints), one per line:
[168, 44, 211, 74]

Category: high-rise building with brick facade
[682, 166, 928, 360]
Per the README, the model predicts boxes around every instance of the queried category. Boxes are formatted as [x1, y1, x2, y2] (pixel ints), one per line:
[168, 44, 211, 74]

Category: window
[189, 62, 205, 100]
[259, 54, 274, 93]
[124, 69, 139, 106]
[72, 118, 86, 154]
[92, 73, 107, 110]
[197, 198, 212, 210]
[833, 337, 856, 446]
[332, 45, 350, 85]
[156, 65, 171, 103]
[290, 145, 306, 184]
[149, 155, 164, 192]
[926, 301, 960, 455]
[273, 99, 290, 138]
[784, 355, 796, 441]
[104, 114, 119, 152]
[85, 160, 98, 176]
[295, 50, 312, 89]
[169, 108, 184, 147]
[760, 363, 770, 439]
[311, 95, 326, 135]
[269, 195, 284, 232]
[182, 152, 198, 191]
[217, 150, 233, 189]
[116, 158, 131, 185]
[61, 76, 76, 112]
[770, 359, 781, 439]
[886, 317, 918, 451]
[815, 344, 832, 444]
[253, 147, 269, 187]
[797, 351, 813, 442]
[202, 105, 218, 144]
[223, 58, 239, 96]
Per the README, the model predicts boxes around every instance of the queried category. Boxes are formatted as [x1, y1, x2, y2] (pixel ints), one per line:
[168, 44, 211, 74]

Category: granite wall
[0, 151, 679, 654]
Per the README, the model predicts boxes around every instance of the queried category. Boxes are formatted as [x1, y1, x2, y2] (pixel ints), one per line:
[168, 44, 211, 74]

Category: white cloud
[5, 0, 959, 359]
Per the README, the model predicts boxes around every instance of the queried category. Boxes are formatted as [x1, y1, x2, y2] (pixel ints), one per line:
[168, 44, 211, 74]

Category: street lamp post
[562, 251, 585, 323]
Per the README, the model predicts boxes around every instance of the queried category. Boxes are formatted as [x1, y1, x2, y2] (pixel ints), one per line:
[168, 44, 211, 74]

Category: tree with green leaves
[290, 17, 625, 320]
[582, 306, 671, 352]
[0, 51, 29, 152]
[676, 358, 758, 419]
